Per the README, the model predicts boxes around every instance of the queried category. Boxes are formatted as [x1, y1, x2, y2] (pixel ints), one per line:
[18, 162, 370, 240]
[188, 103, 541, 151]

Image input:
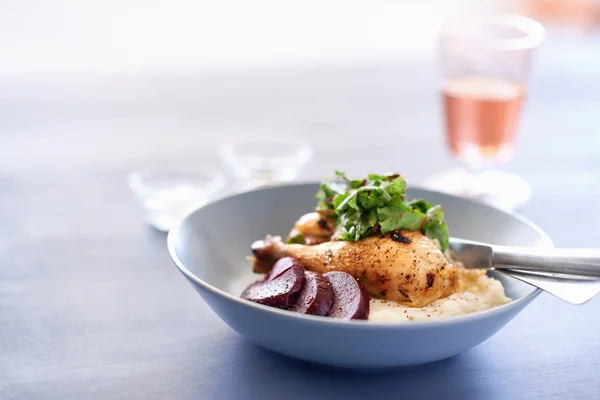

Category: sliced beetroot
[241, 263, 305, 309]
[269, 257, 303, 280]
[324, 271, 370, 320]
[291, 271, 334, 316]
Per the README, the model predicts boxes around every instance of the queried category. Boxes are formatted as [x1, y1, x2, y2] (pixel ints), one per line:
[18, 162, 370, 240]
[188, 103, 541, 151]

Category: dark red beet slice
[241, 263, 305, 309]
[323, 271, 370, 320]
[291, 271, 334, 316]
[269, 257, 303, 280]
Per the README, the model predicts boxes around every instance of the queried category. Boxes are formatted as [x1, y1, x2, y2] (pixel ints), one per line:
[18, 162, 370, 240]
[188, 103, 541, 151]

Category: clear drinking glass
[219, 140, 313, 192]
[424, 14, 545, 209]
[128, 167, 226, 232]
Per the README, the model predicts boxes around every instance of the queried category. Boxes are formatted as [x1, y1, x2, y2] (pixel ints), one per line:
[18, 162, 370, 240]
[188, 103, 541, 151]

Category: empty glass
[128, 167, 226, 232]
[424, 14, 545, 209]
[219, 139, 313, 191]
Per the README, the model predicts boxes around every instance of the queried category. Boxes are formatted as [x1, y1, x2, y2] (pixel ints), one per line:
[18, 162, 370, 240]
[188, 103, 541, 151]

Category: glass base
[421, 168, 532, 211]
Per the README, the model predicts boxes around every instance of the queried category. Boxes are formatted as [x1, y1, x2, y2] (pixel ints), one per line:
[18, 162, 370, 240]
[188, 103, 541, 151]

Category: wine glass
[423, 14, 545, 210]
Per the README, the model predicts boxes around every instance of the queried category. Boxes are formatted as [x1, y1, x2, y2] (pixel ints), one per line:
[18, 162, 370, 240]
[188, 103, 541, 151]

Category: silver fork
[449, 238, 600, 304]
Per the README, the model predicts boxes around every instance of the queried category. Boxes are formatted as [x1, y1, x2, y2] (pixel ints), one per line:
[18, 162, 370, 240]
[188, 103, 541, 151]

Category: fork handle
[492, 247, 600, 278]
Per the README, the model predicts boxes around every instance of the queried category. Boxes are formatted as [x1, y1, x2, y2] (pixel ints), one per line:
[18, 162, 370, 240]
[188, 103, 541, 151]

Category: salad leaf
[315, 181, 339, 213]
[407, 198, 432, 214]
[315, 172, 450, 252]
[287, 234, 306, 244]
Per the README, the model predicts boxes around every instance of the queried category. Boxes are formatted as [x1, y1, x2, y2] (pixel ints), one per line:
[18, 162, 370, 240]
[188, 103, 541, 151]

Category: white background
[0, 0, 494, 77]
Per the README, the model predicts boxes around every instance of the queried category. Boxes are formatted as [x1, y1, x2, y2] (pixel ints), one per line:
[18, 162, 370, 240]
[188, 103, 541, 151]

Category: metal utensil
[450, 238, 600, 304]
[450, 238, 600, 277]
[499, 269, 600, 305]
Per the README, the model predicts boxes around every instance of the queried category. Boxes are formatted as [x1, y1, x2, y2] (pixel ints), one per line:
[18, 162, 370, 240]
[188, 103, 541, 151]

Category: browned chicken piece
[252, 230, 458, 307]
[287, 212, 335, 245]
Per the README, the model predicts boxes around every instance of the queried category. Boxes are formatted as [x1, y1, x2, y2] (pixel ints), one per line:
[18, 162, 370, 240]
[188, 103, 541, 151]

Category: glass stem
[465, 161, 487, 197]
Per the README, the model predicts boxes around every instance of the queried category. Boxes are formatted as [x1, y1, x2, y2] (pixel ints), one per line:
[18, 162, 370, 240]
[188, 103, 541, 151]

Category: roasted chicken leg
[252, 230, 458, 307]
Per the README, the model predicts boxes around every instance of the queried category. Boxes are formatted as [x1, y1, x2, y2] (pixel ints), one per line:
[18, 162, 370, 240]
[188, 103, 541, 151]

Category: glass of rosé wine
[423, 14, 545, 210]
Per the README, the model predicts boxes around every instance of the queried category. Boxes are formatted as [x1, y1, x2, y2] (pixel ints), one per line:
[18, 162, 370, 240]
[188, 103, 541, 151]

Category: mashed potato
[369, 270, 511, 323]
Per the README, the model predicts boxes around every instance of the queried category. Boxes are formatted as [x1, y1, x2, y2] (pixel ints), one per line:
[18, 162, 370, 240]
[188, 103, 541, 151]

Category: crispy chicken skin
[287, 212, 334, 245]
[252, 230, 458, 307]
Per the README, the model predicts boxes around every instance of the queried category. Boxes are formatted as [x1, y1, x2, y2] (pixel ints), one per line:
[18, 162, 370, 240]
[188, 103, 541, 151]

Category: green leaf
[376, 195, 408, 218]
[333, 193, 350, 209]
[368, 173, 399, 182]
[347, 195, 359, 210]
[383, 177, 406, 197]
[426, 205, 444, 222]
[287, 234, 306, 244]
[367, 209, 379, 228]
[368, 173, 387, 181]
[379, 189, 392, 203]
[333, 193, 349, 209]
[349, 179, 366, 189]
[408, 199, 432, 214]
[423, 219, 449, 252]
[333, 171, 365, 189]
[316, 171, 451, 247]
[315, 182, 337, 212]
[363, 191, 379, 209]
[380, 210, 425, 233]
[334, 192, 354, 213]
[337, 231, 352, 241]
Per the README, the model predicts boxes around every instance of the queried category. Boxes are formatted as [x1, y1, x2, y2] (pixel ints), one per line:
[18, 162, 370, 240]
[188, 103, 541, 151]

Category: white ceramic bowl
[168, 183, 551, 369]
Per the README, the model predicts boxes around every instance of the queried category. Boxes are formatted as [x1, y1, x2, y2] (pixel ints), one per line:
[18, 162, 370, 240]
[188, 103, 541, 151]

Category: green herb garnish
[315, 172, 449, 252]
[287, 233, 306, 244]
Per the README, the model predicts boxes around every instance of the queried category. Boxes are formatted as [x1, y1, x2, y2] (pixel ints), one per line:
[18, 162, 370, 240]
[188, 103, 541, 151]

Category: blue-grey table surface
[2, 36, 600, 399]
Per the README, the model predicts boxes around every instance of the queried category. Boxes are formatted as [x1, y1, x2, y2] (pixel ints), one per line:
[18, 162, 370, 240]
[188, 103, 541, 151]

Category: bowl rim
[167, 181, 551, 328]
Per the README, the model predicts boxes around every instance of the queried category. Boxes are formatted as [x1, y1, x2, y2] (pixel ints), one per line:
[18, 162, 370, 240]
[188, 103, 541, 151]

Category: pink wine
[443, 77, 525, 163]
